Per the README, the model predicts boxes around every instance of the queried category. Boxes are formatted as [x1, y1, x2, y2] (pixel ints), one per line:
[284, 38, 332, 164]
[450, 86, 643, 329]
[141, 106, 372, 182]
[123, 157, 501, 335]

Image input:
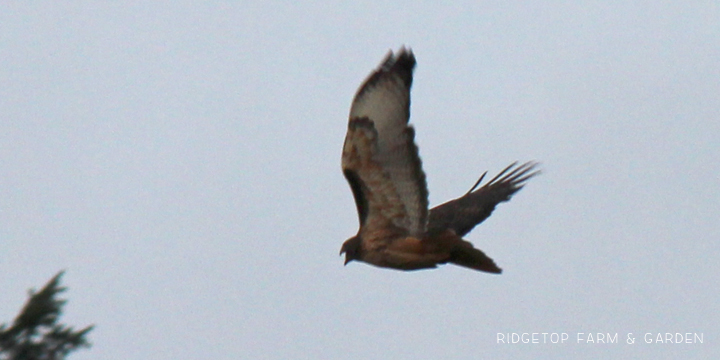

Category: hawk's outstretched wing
[427, 162, 540, 237]
[342, 48, 429, 237]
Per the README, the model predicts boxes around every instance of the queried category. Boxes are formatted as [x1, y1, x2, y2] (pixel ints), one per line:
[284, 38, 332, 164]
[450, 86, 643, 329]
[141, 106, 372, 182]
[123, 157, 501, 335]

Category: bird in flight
[340, 48, 539, 273]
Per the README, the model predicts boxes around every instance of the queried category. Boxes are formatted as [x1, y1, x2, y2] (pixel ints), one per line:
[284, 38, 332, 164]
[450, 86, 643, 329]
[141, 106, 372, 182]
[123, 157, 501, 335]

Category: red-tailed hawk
[340, 48, 539, 273]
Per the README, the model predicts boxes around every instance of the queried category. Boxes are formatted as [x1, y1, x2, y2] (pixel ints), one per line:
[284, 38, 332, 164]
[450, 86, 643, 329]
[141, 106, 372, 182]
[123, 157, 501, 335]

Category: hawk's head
[339, 235, 362, 265]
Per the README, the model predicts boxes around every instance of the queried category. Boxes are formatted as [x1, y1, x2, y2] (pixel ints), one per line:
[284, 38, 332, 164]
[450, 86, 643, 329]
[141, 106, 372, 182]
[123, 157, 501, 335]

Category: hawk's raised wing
[427, 162, 540, 237]
[342, 48, 429, 237]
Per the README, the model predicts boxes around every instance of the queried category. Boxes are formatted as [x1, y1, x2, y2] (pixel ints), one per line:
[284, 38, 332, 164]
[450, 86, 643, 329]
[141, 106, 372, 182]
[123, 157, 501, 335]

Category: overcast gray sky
[1, 1, 718, 359]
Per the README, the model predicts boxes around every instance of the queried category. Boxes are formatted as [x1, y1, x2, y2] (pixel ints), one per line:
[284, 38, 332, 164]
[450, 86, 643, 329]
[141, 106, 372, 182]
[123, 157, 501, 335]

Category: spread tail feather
[449, 242, 502, 274]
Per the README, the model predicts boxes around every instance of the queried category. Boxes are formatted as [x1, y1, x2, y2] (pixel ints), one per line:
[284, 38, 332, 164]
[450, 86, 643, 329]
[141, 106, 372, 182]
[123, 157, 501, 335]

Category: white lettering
[695, 333, 703, 343]
[576, 333, 617, 344]
[497, 333, 571, 344]
[607, 333, 618, 343]
[643, 332, 703, 344]
[665, 333, 674, 343]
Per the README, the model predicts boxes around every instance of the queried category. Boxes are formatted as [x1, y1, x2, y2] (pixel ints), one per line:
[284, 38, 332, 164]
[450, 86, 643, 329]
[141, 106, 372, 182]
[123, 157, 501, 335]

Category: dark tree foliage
[0, 271, 93, 360]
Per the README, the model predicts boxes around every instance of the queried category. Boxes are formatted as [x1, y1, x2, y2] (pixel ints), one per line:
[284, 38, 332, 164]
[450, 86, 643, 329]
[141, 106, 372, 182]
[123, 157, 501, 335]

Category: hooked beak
[339, 249, 350, 266]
